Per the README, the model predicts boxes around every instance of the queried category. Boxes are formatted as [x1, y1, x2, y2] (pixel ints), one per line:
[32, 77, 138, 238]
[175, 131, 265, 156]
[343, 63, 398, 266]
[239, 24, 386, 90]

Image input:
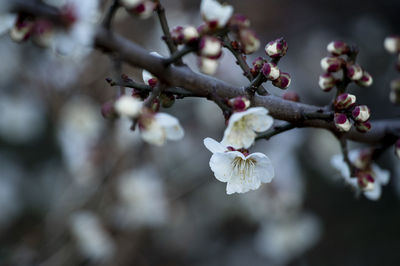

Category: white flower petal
[154, 113, 184, 141]
[142, 69, 154, 85]
[248, 153, 275, 183]
[200, 0, 233, 28]
[203, 137, 226, 154]
[209, 151, 239, 183]
[140, 121, 165, 146]
[364, 184, 381, 201]
[226, 168, 261, 194]
[114, 95, 143, 118]
[372, 164, 390, 185]
[248, 108, 274, 132]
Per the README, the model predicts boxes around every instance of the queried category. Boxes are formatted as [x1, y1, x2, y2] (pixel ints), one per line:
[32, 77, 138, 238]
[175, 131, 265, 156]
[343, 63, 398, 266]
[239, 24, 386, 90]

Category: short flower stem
[222, 35, 268, 95]
[339, 137, 356, 176]
[163, 45, 196, 66]
[256, 123, 295, 140]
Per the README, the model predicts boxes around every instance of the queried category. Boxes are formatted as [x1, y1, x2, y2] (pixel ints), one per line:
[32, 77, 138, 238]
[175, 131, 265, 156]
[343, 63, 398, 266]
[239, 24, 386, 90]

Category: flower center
[231, 157, 256, 182]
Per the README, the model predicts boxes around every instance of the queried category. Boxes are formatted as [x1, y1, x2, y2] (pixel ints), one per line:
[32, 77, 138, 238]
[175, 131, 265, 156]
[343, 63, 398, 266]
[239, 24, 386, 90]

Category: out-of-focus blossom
[390, 79, 400, 104]
[200, 0, 234, 29]
[115, 167, 168, 228]
[198, 57, 219, 75]
[139, 110, 184, 146]
[222, 107, 273, 149]
[327, 40, 349, 56]
[318, 73, 336, 91]
[384, 35, 400, 54]
[199, 36, 222, 59]
[320, 56, 344, 72]
[255, 213, 322, 264]
[204, 138, 274, 194]
[238, 28, 260, 54]
[114, 95, 143, 119]
[70, 211, 115, 261]
[331, 150, 390, 200]
[0, 93, 45, 144]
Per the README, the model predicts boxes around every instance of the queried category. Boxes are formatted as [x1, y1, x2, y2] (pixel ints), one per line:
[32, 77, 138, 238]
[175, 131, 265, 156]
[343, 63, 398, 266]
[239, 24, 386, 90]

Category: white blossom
[222, 107, 273, 149]
[200, 0, 233, 28]
[140, 112, 184, 146]
[114, 95, 143, 118]
[204, 138, 274, 194]
[331, 150, 390, 200]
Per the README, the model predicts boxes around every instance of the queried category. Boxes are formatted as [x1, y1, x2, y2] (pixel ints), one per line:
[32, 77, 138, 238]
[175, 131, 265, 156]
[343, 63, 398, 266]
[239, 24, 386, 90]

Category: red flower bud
[346, 63, 363, 81]
[320, 56, 344, 72]
[334, 93, 356, 110]
[272, 72, 291, 89]
[355, 121, 371, 133]
[265, 37, 288, 58]
[356, 71, 373, 87]
[327, 41, 350, 56]
[334, 113, 352, 132]
[228, 96, 250, 111]
[352, 105, 370, 122]
[262, 62, 280, 80]
[318, 73, 337, 92]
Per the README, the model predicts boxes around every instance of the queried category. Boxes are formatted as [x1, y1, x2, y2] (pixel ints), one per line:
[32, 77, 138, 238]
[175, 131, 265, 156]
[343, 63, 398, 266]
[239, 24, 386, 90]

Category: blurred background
[0, 0, 400, 265]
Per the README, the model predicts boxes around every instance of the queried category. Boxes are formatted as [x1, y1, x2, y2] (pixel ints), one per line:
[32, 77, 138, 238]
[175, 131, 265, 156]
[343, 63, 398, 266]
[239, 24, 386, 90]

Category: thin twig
[155, 1, 179, 61]
[163, 45, 196, 66]
[245, 72, 265, 94]
[256, 123, 296, 140]
[102, 0, 120, 29]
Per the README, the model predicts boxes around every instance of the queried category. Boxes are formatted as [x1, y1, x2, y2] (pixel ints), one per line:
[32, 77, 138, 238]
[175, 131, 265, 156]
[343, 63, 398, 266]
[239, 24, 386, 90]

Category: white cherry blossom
[114, 95, 143, 118]
[140, 112, 184, 146]
[204, 138, 274, 194]
[222, 107, 273, 149]
[200, 0, 233, 28]
[331, 150, 390, 200]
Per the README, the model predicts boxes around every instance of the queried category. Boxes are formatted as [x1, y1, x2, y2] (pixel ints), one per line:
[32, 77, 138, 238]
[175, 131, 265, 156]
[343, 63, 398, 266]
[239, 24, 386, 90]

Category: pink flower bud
[384, 35, 400, 54]
[320, 56, 344, 72]
[128, 0, 156, 19]
[334, 113, 352, 132]
[356, 71, 373, 87]
[228, 96, 250, 111]
[262, 62, 280, 80]
[199, 36, 222, 59]
[352, 105, 370, 122]
[198, 57, 218, 75]
[171, 26, 199, 45]
[390, 79, 400, 104]
[252, 57, 265, 70]
[282, 91, 300, 102]
[9, 15, 34, 42]
[355, 121, 371, 133]
[239, 28, 260, 54]
[327, 41, 350, 56]
[265, 37, 288, 58]
[346, 63, 363, 81]
[101, 100, 117, 119]
[228, 14, 250, 30]
[318, 73, 337, 92]
[395, 139, 400, 159]
[272, 72, 291, 89]
[334, 93, 356, 110]
[32, 19, 54, 47]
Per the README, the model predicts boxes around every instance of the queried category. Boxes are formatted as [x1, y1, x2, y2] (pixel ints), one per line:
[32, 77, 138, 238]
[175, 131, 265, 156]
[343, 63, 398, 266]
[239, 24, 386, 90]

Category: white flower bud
[200, 0, 234, 29]
[199, 36, 222, 59]
[262, 62, 280, 81]
[265, 37, 288, 58]
[352, 105, 370, 122]
[355, 121, 371, 133]
[356, 71, 373, 87]
[334, 113, 352, 132]
[327, 41, 350, 56]
[199, 57, 218, 75]
[334, 93, 356, 110]
[272, 72, 291, 89]
[320, 56, 344, 72]
[384, 36, 400, 54]
[346, 63, 363, 81]
[318, 73, 336, 92]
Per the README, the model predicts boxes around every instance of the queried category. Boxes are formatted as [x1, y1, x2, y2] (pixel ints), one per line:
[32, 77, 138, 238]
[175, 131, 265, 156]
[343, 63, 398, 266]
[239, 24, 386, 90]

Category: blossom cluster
[318, 41, 373, 133]
[331, 149, 390, 200]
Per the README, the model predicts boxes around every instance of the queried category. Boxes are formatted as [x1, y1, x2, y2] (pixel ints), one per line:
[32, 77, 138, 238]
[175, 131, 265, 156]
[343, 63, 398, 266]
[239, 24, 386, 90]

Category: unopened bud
[355, 121, 371, 133]
[199, 57, 218, 75]
[228, 14, 250, 30]
[327, 41, 350, 56]
[395, 139, 400, 159]
[128, 1, 155, 19]
[346, 63, 363, 81]
[239, 28, 260, 54]
[334, 93, 356, 110]
[265, 37, 288, 58]
[32, 19, 54, 47]
[172, 26, 199, 45]
[282, 91, 300, 102]
[199, 36, 222, 59]
[160, 93, 175, 108]
[320, 56, 344, 72]
[384, 35, 400, 54]
[334, 113, 352, 132]
[10, 15, 34, 42]
[101, 100, 117, 119]
[390, 79, 400, 104]
[142, 69, 158, 87]
[228, 96, 250, 111]
[356, 71, 373, 87]
[318, 73, 337, 92]
[272, 72, 291, 89]
[352, 105, 370, 122]
[262, 62, 280, 80]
